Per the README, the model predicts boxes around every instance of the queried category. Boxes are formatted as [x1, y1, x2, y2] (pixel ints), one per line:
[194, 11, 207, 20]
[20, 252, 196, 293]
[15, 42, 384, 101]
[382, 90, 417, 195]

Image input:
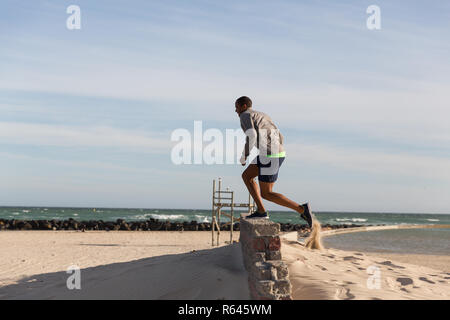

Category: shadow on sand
[0, 243, 250, 300]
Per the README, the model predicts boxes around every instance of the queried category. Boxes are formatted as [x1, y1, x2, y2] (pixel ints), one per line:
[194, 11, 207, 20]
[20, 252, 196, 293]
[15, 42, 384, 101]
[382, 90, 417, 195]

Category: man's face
[235, 102, 246, 116]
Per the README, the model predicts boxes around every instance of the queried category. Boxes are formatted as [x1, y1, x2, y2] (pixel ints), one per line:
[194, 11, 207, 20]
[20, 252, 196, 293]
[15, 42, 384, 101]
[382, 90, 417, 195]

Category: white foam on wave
[149, 214, 186, 220]
[129, 215, 150, 220]
[427, 219, 439, 222]
[195, 215, 211, 223]
[336, 218, 367, 222]
[22, 210, 30, 213]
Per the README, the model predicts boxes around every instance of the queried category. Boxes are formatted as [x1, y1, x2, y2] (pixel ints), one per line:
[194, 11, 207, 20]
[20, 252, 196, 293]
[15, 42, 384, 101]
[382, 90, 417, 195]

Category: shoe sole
[245, 214, 269, 219]
[301, 203, 313, 228]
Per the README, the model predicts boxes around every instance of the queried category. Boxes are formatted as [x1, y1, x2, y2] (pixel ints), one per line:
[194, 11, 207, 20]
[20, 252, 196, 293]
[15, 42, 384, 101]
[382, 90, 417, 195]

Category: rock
[130, 223, 140, 231]
[30, 220, 39, 229]
[149, 222, 160, 230]
[97, 221, 105, 230]
[87, 221, 98, 230]
[119, 222, 130, 231]
[22, 222, 33, 230]
[15, 221, 24, 229]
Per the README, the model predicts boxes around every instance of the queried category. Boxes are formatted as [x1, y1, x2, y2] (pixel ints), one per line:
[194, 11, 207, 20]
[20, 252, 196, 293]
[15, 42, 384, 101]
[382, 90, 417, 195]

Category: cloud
[285, 141, 450, 181]
[0, 122, 170, 151]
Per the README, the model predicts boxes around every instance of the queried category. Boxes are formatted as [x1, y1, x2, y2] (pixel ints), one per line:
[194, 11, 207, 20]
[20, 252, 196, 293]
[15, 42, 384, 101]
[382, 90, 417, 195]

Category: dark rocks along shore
[0, 218, 378, 232]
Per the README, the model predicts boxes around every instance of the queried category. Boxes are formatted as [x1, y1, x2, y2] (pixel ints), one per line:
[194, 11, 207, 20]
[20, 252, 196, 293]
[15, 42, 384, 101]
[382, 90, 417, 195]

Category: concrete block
[272, 280, 291, 295]
[266, 250, 281, 260]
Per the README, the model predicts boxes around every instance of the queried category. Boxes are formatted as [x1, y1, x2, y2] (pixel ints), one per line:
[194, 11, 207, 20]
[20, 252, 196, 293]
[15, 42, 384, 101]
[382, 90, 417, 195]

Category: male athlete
[236, 96, 313, 228]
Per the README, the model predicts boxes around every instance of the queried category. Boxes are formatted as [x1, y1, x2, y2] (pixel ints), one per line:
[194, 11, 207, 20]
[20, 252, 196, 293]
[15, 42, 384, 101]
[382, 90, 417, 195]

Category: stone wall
[239, 216, 292, 300]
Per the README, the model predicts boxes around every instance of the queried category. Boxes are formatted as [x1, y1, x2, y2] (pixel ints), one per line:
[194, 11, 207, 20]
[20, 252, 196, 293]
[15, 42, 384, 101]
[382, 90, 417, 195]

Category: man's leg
[242, 164, 266, 213]
[259, 181, 305, 214]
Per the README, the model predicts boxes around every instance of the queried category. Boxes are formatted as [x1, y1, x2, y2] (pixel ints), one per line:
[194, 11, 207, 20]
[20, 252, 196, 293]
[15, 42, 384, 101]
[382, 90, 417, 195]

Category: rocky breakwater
[0, 218, 222, 231]
[0, 218, 372, 232]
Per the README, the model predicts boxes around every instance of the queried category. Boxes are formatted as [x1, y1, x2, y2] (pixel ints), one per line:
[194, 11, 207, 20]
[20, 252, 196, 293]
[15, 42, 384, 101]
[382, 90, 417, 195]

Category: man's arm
[240, 112, 257, 162]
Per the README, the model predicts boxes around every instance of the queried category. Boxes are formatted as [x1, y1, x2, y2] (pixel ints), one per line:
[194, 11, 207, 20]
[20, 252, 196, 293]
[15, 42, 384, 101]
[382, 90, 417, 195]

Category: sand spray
[304, 218, 324, 250]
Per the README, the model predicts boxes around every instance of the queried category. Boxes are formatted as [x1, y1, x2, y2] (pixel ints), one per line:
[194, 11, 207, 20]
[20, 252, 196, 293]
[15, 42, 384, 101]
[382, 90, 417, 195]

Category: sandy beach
[282, 238, 449, 300]
[0, 231, 448, 300]
[0, 231, 249, 299]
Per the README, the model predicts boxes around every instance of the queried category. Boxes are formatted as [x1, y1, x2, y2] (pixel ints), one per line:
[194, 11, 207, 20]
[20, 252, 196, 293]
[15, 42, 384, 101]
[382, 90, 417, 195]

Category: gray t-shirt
[239, 108, 285, 158]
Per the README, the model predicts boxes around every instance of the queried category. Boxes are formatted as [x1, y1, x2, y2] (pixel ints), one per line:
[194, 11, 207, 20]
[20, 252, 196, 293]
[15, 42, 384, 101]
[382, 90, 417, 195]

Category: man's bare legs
[242, 164, 305, 215]
[259, 181, 304, 215]
[242, 164, 266, 213]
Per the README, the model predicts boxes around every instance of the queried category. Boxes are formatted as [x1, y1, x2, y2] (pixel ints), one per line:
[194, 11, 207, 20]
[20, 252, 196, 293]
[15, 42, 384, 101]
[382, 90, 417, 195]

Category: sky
[1, 0, 449, 213]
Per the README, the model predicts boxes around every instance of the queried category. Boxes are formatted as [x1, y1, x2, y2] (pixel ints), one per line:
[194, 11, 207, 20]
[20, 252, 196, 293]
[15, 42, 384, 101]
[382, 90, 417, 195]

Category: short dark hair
[236, 96, 252, 108]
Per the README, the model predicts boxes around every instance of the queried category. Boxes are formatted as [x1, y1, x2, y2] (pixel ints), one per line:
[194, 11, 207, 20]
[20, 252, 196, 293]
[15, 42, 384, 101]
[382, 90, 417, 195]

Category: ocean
[1, 207, 449, 255]
[321, 228, 450, 256]
[1, 207, 449, 226]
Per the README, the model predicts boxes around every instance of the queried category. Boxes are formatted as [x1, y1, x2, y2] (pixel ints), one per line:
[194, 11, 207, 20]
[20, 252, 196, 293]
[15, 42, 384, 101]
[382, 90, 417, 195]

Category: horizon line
[0, 205, 448, 215]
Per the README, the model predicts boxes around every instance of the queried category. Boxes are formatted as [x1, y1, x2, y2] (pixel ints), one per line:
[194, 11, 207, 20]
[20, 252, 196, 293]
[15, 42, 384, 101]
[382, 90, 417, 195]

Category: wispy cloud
[0, 122, 170, 151]
[286, 142, 450, 181]
[1, 0, 449, 211]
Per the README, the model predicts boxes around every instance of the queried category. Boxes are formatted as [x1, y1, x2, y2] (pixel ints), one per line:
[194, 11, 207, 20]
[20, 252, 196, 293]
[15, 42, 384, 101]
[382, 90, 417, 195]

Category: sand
[0, 231, 249, 299]
[0, 230, 448, 300]
[281, 238, 449, 300]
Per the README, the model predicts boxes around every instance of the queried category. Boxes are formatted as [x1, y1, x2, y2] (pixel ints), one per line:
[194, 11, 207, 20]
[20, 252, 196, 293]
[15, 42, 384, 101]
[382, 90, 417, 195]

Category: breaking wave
[336, 218, 368, 222]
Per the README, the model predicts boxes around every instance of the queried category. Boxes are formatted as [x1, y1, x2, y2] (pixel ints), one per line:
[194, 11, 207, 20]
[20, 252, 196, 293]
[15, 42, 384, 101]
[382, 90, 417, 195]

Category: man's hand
[240, 155, 246, 166]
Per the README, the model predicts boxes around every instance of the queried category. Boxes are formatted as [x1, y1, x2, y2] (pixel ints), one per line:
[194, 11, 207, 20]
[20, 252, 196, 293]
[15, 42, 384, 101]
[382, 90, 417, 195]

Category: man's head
[235, 96, 252, 116]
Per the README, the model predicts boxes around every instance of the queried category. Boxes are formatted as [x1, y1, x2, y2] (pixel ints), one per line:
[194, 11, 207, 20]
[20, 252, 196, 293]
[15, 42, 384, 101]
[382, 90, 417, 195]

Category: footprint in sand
[378, 261, 405, 269]
[396, 277, 414, 286]
[419, 277, 435, 284]
[335, 287, 355, 300]
[354, 253, 364, 256]
[316, 265, 328, 271]
[343, 256, 363, 261]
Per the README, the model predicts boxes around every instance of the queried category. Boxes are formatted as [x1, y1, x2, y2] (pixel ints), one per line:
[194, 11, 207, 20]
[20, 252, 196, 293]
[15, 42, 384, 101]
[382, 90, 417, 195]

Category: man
[236, 96, 313, 228]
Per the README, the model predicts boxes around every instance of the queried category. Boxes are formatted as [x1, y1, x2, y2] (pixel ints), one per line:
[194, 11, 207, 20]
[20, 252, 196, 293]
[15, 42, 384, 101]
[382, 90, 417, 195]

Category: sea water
[1, 207, 449, 255]
[1, 207, 449, 226]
